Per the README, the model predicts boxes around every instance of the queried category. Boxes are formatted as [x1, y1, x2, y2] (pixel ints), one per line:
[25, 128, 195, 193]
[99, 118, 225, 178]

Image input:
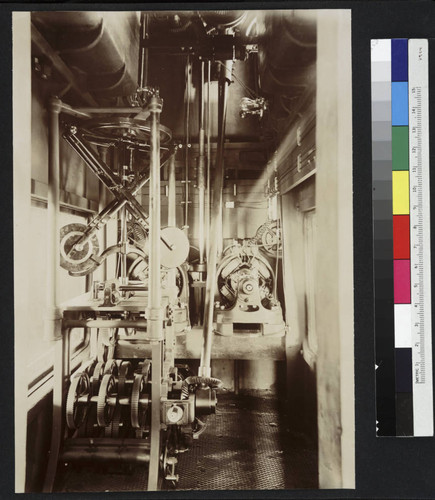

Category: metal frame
[43, 94, 168, 492]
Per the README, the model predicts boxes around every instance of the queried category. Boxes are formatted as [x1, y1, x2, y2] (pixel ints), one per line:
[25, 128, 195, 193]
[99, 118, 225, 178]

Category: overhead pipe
[44, 97, 62, 341]
[199, 59, 233, 377]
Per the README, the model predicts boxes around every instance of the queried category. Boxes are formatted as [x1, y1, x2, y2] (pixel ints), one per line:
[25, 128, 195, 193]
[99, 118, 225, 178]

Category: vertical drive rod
[205, 60, 211, 261]
[147, 94, 164, 340]
[44, 97, 62, 341]
[167, 152, 177, 300]
[198, 61, 206, 264]
[199, 60, 233, 377]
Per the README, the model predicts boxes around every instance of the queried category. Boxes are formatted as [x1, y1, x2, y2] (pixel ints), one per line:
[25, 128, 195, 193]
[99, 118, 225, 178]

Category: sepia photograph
[13, 8, 353, 493]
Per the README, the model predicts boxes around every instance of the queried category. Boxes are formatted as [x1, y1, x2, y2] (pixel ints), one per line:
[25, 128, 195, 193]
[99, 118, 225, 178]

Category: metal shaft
[147, 95, 164, 340]
[205, 60, 211, 261]
[184, 57, 192, 230]
[198, 61, 206, 264]
[200, 60, 233, 377]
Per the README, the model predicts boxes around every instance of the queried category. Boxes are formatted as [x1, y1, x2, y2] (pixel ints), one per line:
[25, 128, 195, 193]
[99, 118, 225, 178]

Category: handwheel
[66, 372, 90, 430]
[97, 374, 117, 427]
[59, 223, 100, 276]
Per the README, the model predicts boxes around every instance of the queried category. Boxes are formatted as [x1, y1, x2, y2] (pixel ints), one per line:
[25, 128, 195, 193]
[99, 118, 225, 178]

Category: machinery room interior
[13, 8, 354, 493]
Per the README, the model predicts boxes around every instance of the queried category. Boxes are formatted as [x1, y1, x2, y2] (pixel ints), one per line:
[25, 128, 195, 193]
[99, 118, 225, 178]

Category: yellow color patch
[392, 171, 409, 215]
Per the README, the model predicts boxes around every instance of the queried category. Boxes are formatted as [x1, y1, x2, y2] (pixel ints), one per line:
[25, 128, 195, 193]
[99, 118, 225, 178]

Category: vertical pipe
[98, 148, 108, 282]
[199, 60, 233, 377]
[184, 57, 191, 231]
[198, 61, 206, 264]
[167, 153, 177, 301]
[43, 333, 67, 491]
[44, 97, 62, 341]
[148, 341, 163, 490]
[139, 12, 149, 89]
[168, 153, 176, 227]
[119, 205, 128, 284]
[147, 94, 163, 340]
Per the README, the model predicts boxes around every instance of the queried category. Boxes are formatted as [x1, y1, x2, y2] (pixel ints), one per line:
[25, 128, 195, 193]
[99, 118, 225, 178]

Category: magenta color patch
[394, 260, 411, 303]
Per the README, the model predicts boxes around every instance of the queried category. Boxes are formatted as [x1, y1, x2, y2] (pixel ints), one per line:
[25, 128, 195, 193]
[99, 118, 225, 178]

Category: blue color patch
[392, 82, 408, 126]
[392, 39, 408, 82]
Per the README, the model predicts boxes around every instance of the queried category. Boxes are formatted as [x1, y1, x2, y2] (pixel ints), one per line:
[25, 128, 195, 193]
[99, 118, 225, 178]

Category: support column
[315, 10, 354, 489]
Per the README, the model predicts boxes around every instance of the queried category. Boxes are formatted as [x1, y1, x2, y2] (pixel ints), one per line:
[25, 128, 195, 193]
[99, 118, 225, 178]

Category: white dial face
[167, 404, 184, 423]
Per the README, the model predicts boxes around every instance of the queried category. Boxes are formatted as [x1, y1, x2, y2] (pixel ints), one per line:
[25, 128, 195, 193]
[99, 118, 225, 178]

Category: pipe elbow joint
[49, 96, 63, 114]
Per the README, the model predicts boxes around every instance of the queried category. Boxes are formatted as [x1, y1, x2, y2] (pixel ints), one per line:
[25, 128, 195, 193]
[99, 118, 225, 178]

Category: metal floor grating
[55, 393, 317, 492]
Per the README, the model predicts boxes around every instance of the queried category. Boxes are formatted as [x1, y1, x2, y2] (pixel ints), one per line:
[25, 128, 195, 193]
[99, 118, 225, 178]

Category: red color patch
[393, 215, 410, 259]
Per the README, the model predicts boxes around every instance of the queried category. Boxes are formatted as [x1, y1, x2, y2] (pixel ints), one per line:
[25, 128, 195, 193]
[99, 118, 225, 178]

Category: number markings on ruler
[409, 39, 433, 436]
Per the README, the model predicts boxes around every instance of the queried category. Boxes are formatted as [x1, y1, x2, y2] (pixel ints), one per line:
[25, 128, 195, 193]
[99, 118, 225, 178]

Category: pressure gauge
[166, 404, 184, 424]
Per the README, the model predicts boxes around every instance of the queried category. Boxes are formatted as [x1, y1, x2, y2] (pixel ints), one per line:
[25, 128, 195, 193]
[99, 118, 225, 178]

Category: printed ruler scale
[409, 40, 433, 436]
[372, 38, 433, 437]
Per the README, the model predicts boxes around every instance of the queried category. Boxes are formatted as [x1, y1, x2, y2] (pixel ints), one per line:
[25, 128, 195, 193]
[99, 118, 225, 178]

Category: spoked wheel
[80, 117, 172, 148]
[59, 223, 100, 276]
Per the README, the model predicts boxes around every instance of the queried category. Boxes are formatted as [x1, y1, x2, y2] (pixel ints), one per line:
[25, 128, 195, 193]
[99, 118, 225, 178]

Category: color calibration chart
[372, 39, 433, 437]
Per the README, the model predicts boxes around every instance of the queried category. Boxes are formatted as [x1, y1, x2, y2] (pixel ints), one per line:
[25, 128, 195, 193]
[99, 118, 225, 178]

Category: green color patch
[392, 126, 409, 171]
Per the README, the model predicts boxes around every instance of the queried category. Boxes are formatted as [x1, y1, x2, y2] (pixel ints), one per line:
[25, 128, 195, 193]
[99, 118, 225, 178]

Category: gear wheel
[66, 372, 90, 430]
[97, 374, 117, 427]
[103, 359, 118, 376]
[91, 361, 105, 396]
[104, 405, 122, 438]
[130, 368, 150, 430]
[118, 361, 133, 398]
[130, 359, 151, 429]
